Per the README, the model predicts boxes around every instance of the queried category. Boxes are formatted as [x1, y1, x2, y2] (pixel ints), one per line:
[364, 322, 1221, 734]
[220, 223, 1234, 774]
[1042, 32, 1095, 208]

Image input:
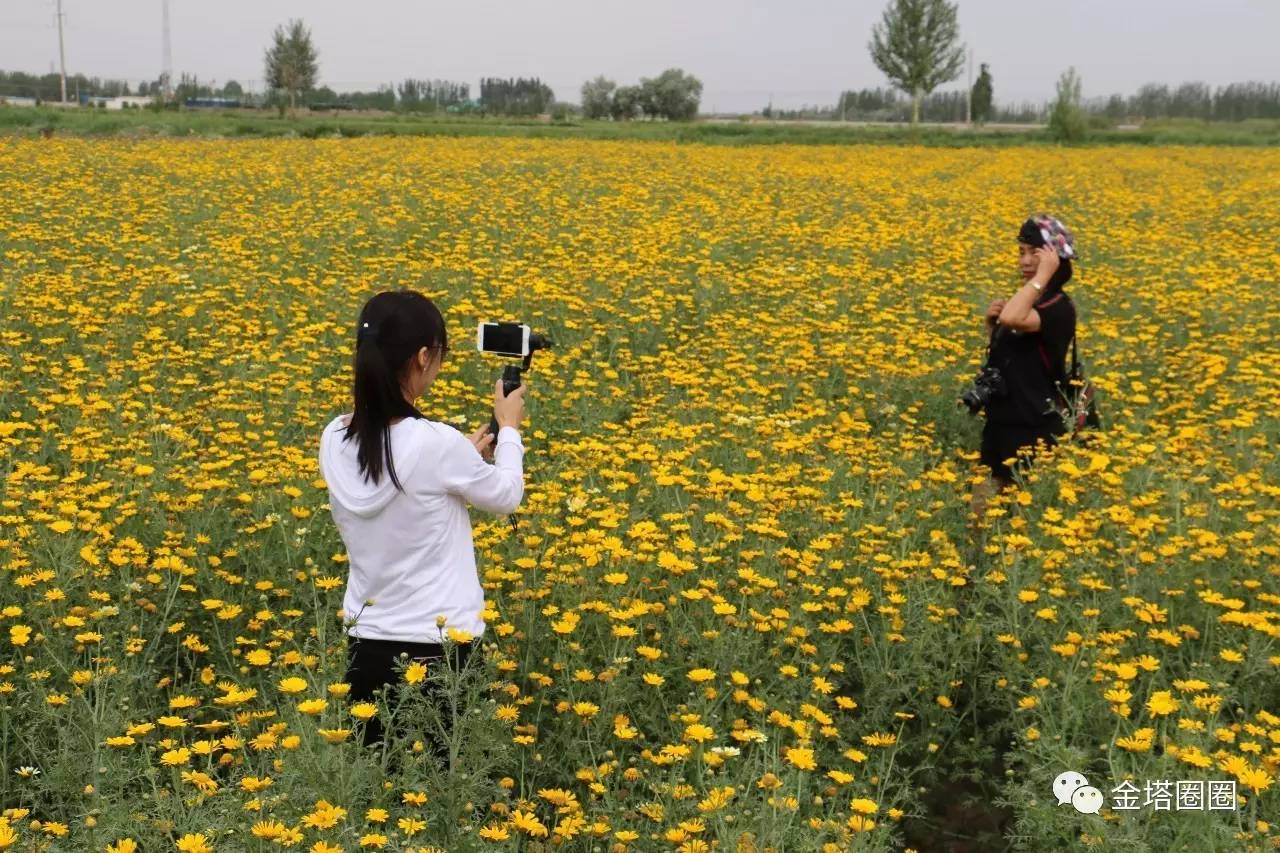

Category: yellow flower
[847, 815, 877, 832]
[174, 834, 213, 853]
[310, 843, 343, 853]
[1146, 691, 1180, 717]
[684, 724, 715, 743]
[159, 748, 191, 767]
[845, 798, 877, 817]
[785, 747, 816, 771]
[403, 662, 428, 684]
[396, 817, 426, 836]
[478, 825, 511, 841]
[252, 819, 288, 835]
[350, 702, 378, 720]
[317, 728, 352, 743]
[508, 810, 548, 837]
[240, 776, 273, 793]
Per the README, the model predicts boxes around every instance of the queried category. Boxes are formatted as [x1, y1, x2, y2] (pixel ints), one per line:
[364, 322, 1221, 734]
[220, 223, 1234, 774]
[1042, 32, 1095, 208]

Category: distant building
[184, 97, 241, 109]
[108, 96, 154, 109]
[78, 95, 154, 109]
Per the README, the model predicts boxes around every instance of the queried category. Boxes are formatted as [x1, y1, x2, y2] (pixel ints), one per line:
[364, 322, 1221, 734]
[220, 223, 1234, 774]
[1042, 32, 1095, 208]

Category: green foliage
[1048, 66, 1087, 143]
[637, 68, 703, 120]
[6, 104, 1280, 147]
[580, 75, 616, 120]
[971, 63, 994, 124]
[479, 77, 554, 116]
[610, 85, 642, 120]
[397, 79, 470, 113]
[264, 19, 319, 111]
[868, 0, 966, 124]
[590, 69, 701, 121]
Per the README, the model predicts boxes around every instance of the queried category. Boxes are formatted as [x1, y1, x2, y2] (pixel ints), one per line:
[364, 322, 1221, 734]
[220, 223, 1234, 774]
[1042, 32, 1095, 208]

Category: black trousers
[344, 634, 478, 765]
[980, 419, 1064, 481]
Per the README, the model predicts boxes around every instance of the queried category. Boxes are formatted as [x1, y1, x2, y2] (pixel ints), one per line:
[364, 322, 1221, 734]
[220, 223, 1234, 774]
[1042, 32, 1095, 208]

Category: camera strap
[1029, 292, 1069, 382]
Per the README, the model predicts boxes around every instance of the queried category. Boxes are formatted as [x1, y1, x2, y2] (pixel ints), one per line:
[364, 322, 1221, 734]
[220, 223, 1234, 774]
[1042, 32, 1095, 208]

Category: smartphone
[476, 322, 530, 357]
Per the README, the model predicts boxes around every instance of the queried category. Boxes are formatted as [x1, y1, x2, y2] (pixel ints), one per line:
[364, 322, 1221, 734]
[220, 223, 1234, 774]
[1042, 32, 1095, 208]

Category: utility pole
[162, 0, 173, 100]
[965, 46, 973, 126]
[56, 0, 68, 103]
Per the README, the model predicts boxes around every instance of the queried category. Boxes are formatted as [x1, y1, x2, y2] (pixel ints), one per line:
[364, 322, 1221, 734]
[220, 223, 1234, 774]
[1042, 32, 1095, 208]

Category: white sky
[1, 0, 1276, 112]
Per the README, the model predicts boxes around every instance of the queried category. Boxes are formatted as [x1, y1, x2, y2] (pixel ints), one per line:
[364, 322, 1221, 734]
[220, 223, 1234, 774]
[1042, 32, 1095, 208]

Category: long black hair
[1018, 217, 1073, 294]
[341, 290, 447, 492]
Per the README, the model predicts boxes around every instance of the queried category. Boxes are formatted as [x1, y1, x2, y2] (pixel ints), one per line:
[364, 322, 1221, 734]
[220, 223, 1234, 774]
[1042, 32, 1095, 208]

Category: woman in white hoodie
[318, 290, 527, 759]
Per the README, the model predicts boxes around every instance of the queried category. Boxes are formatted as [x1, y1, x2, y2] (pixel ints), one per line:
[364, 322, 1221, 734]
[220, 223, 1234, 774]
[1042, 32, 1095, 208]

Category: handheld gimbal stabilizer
[476, 321, 552, 531]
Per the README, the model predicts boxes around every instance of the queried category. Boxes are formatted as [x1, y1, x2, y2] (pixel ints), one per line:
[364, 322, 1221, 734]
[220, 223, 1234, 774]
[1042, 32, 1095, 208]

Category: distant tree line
[478, 77, 555, 116]
[0, 70, 134, 100]
[798, 80, 1280, 124]
[1088, 82, 1280, 122]
[396, 79, 470, 112]
[795, 87, 1036, 123]
[580, 69, 702, 120]
[6, 63, 1279, 123]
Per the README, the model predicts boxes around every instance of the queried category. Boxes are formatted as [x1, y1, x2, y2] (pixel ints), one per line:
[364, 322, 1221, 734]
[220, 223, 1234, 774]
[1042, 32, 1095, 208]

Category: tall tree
[868, 0, 965, 125]
[970, 62, 993, 124]
[1048, 66, 1086, 142]
[649, 68, 702, 120]
[581, 76, 616, 119]
[264, 19, 319, 112]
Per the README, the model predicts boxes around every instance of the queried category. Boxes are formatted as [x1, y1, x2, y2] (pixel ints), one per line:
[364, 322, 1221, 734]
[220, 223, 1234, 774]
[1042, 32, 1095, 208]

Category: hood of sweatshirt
[319, 415, 428, 518]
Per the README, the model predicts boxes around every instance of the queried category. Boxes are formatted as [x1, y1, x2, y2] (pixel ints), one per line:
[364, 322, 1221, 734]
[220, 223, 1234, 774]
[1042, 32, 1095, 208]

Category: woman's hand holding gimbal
[494, 377, 527, 431]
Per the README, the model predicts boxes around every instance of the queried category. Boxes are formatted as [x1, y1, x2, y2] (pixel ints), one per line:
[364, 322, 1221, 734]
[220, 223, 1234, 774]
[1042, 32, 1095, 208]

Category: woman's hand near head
[494, 378, 527, 431]
[1034, 246, 1060, 283]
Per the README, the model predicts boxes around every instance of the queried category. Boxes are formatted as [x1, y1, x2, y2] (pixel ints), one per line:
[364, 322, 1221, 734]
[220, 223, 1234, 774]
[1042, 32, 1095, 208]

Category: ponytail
[342, 291, 448, 493]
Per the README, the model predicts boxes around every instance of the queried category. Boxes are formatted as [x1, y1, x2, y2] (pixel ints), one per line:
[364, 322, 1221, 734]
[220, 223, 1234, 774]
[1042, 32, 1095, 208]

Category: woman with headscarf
[969, 214, 1078, 519]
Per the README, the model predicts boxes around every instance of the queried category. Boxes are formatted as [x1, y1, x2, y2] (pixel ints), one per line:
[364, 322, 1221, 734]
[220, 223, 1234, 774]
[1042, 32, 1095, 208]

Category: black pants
[980, 420, 1064, 481]
[344, 634, 478, 766]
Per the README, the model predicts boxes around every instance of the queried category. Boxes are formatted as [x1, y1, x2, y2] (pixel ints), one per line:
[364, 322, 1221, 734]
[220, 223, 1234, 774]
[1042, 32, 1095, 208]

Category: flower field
[1, 136, 1278, 852]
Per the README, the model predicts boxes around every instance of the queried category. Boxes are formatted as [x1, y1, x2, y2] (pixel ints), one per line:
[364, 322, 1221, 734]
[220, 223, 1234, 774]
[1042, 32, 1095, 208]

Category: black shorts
[980, 420, 1063, 481]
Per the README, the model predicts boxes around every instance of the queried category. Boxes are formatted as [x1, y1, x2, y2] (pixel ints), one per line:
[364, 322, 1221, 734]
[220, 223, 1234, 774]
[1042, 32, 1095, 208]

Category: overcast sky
[2, 0, 1276, 112]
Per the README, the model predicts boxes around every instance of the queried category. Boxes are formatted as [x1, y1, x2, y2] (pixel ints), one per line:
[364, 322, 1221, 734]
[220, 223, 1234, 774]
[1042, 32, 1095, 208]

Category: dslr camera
[960, 365, 1007, 415]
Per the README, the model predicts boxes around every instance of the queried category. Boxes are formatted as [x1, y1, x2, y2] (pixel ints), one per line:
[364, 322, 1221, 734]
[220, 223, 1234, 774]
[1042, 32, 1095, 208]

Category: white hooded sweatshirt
[319, 414, 524, 643]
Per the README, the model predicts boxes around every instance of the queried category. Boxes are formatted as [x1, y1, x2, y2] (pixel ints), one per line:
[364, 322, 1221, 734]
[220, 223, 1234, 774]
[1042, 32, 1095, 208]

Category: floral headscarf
[1023, 213, 1077, 260]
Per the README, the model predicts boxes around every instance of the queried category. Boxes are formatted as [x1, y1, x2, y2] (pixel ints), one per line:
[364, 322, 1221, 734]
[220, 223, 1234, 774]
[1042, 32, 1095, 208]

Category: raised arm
[998, 246, 1059, 333]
